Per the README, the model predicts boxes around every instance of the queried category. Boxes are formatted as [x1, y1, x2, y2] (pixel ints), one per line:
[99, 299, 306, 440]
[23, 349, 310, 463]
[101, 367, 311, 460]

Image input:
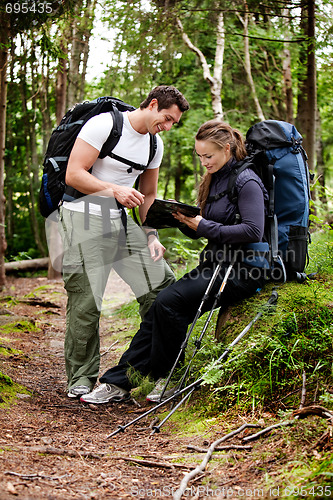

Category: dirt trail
[1, 275, 329, 499]
[0, 274, 217, 500]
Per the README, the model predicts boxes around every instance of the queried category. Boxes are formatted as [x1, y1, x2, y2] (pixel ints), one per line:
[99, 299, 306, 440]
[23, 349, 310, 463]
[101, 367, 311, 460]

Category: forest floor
[0, 275, 332, 500]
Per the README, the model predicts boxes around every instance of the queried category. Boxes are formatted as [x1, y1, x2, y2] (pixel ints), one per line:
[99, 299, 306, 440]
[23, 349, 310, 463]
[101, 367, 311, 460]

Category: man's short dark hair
[140, 85, 190, 112]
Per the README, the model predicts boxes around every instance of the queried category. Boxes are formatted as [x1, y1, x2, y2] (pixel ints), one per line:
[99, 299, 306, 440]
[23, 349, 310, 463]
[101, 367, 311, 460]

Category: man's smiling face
[147, 99, 182, 135]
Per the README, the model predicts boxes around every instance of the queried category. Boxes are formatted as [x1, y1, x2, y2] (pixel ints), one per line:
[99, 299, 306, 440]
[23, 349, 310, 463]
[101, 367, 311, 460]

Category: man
[59, 86, 189, 398]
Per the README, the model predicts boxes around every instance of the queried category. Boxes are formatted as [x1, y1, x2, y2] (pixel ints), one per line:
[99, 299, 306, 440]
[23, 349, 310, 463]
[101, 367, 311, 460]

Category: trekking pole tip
[150, 426, 161, 435]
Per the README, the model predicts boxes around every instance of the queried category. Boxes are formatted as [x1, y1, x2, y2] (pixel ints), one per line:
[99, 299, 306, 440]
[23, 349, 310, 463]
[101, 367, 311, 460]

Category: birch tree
[176, 9, 225, 120]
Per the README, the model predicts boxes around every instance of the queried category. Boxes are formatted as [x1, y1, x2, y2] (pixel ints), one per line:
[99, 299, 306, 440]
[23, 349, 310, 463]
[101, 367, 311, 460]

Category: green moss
[0, 370, 30, 406]
[0, 345, 23, 356]
[0, 319, 40, 335]
[0, 371, 13, 386]
[162, 404, 222, 438]
[0, 371, 31, 407]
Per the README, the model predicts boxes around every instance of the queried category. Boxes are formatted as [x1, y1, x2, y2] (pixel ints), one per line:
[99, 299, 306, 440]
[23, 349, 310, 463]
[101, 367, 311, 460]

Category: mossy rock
[0, 371, 31, 406]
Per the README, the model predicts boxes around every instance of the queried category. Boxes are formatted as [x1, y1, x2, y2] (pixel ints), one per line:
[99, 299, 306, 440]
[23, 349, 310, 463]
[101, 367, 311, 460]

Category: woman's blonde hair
[196, 120, 247, 212]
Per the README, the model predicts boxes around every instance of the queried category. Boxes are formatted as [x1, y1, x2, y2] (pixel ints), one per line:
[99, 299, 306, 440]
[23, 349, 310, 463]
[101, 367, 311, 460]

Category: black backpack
[226, 120, 311, 281]
[39, 96, 157, 218]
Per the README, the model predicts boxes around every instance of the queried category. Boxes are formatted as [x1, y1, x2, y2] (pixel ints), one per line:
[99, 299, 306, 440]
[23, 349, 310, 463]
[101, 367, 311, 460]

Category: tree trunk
[281, 8, 294, 124]
[237, 1, 265, 121]
[67, 4, 80, 107]
[67, 0, 95, 107]
[30, 52, 47, 255]
[316, 110, 327, 207]
[56, 39, 68, 125]
[18, 41, 46, 256]
[296, 0, 316, 173]
[0, 16, 10, 288]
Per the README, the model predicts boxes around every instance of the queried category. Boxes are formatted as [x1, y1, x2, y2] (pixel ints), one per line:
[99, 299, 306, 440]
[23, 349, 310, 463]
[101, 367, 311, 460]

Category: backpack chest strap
[206, 189, 229, 203]
[108, 152, 148, 173]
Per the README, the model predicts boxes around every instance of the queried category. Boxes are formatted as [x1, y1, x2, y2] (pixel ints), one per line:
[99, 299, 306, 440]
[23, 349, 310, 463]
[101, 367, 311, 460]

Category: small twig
[242, 420, 294, 442]
[149, 417, 160, 428]
[300, 370, 307, 409]
[5, 471, 68, 481]
[187, 444, 252, 453]
[101, 340, 119, 356]
[173, 423, 259, 500]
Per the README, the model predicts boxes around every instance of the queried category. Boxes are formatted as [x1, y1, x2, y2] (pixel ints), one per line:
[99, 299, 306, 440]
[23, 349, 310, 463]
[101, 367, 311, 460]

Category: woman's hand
[173, 211, 203, 231]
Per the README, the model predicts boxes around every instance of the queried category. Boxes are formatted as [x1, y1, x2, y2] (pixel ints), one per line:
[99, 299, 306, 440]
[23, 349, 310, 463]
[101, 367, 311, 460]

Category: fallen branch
[242, 420, 294, 442]
[116, 456, 190, 470]
[187, 444, 252, 453]
[5, 257, 49, 273]
[19, 298, 61, 308]
[292, 405, 333, 422]
[173, 423, 259, 500]
[9, 445, 105, 459]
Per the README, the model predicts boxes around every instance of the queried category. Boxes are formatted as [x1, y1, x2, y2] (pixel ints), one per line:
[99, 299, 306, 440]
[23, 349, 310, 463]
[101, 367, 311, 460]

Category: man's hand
[173, 212, 203, 231]
[147, 235, 166, 262]
[114, 186, 145, 209]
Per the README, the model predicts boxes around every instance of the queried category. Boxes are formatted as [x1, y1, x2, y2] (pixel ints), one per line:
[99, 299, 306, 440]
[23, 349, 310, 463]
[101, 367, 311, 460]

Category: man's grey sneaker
[146, 378, 178, 403]
[80, 383, 130, 404]
[67, 385, 91, 398]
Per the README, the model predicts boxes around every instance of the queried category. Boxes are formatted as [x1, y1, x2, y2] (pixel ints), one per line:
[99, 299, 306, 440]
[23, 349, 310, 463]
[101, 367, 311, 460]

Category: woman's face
[195, 140, 231, 174]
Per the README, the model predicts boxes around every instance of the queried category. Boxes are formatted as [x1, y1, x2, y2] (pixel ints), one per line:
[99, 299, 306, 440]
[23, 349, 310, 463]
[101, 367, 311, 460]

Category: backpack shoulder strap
[99, 106, 123, 159]
[99, 106, 157, 172]
[148, 133, 157, 165]
[205, 159, 251, 205]
[226, 159, 253, 203]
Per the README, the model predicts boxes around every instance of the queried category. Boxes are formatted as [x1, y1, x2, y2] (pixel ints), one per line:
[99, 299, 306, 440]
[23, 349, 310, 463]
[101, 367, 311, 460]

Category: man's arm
[138, 168, 166, 261]
[66, 138, 145, 208]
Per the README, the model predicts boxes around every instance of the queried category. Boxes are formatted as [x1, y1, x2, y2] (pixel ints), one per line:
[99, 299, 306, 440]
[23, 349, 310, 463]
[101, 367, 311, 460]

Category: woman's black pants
[100, 260, 266, 391]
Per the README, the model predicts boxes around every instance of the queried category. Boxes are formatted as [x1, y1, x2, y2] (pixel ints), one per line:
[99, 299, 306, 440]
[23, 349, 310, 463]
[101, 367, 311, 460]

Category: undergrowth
[112, 228, 333, 415]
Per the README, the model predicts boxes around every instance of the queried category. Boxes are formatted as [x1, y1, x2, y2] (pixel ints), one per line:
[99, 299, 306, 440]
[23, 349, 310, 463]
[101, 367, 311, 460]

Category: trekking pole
[159, 249, 240, 403]
[106, 379, 203, 438]
[107, 289, 278, 438]
[150, 289, 278, 433]
[165, 253, 238, 401]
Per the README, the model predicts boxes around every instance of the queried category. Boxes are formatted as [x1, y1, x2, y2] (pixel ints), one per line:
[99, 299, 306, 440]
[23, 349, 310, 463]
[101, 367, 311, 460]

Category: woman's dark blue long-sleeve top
[182, 158, 267, 246]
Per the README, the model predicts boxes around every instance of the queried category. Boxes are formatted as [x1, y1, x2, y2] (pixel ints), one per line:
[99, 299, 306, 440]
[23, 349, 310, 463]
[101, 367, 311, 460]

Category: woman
[80, 119, 269, 405]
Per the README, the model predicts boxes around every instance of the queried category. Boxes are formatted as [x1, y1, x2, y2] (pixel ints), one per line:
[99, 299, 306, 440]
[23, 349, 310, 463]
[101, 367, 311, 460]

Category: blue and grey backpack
[228, 120, 311, 281]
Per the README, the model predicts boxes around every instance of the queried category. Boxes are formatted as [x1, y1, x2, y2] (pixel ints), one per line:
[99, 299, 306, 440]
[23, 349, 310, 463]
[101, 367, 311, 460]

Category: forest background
[0, 0, 332, 281]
